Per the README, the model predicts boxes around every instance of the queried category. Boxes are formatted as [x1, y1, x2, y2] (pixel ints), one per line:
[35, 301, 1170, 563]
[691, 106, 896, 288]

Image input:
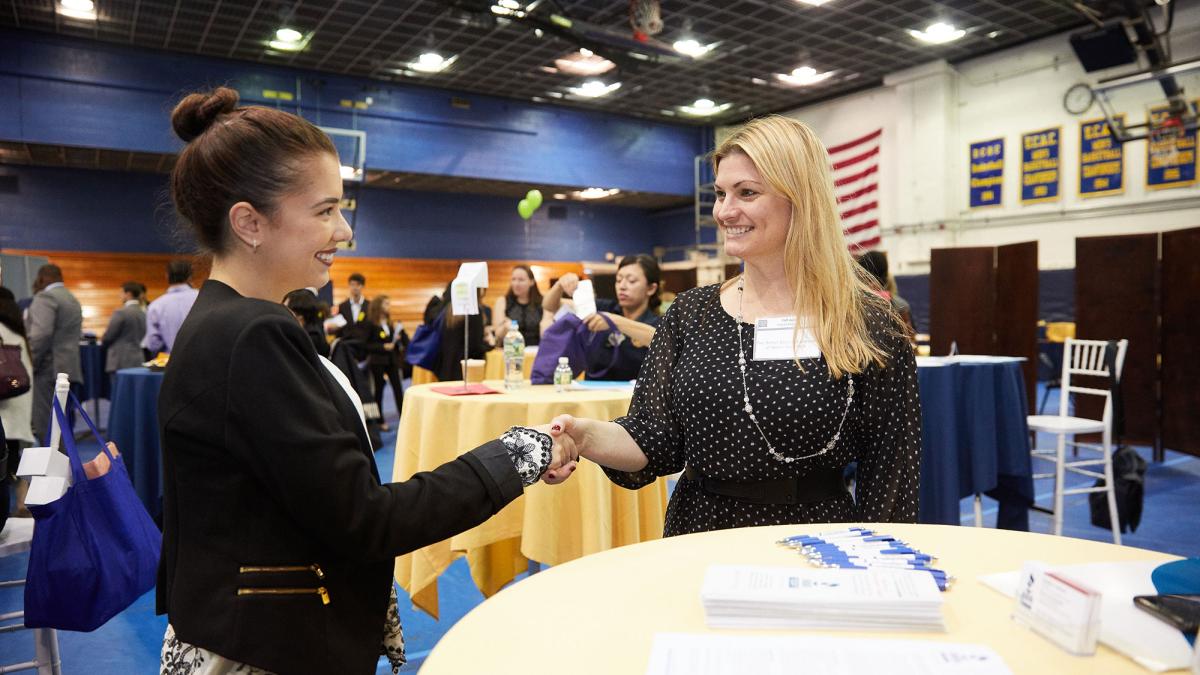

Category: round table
[422, 524, 1181, 674]
[392, 381, 668, 618]
[107, 367, 165, 520]
[411, 348, 539, 386]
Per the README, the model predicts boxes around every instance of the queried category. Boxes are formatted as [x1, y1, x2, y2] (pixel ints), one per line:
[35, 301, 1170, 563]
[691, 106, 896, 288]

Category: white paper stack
[701, 565, 946, 632]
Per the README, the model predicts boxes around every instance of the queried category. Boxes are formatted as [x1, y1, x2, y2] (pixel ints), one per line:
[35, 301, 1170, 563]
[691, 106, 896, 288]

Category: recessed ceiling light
[569, 80, 621, 98]
[775, 66, 835, 87]
[490, 3, 525, 17]
[794, 0, 834, 5]
[59, 0, 96, 20]
[986, 30, 1001, 39]
[909, 22, 966, 44]
[680, 98, 732, 117]
[410, 52, 456, 73]
[554, 51, 616, 76]
[579, 48, 594, 57]
[498, 0, 520, 8]
[672, 39, 714, 58]
[275, 28, 303, 43]
[573, 188, 620, 200]
[553, 193, 567, 199]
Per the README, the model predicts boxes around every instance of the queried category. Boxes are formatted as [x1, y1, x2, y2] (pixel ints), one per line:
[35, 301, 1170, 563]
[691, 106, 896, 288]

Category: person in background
[0, 287, 34, 520]
[856, 250, 915, 338]
[156, 86, 576, 674]
[543, 116, 921, 536]
[542, 254, 661, 381]
[337, 272, 370, 331]
[492, 264, 543, 347]
[26, 264, 82, 443]
[283, 289, 330, 358]
[352, 294, 404, 430]
[142, 260, 199, 355]
[102, 281, 148, 384]
[437, 285, 491, 382]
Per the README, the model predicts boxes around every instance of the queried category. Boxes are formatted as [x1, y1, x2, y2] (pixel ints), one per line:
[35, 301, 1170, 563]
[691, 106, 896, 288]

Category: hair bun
[171, 87, 240, 143]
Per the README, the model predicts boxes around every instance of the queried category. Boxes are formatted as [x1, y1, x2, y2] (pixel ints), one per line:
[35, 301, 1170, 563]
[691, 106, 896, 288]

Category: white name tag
[752, 316, 822, 360]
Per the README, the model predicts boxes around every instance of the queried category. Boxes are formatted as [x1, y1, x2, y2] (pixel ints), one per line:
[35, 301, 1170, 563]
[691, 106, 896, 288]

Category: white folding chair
[1027, 338, 1127, 544]
[0, 518, 62, 675]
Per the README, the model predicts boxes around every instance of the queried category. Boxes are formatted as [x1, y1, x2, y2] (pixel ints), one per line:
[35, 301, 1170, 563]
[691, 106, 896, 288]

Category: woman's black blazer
[156, 280, 523, 674]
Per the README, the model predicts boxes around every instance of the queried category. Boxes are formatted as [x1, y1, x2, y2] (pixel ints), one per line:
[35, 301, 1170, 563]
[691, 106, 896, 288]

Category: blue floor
[3, 382, 1198, 672]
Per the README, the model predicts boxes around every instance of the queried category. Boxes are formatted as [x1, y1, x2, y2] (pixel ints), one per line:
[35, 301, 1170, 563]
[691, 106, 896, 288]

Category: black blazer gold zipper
[237, 564, 330, 605]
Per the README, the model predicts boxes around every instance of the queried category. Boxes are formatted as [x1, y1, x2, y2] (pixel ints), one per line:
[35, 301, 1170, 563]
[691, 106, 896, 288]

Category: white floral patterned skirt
[160, 585, 405, 674]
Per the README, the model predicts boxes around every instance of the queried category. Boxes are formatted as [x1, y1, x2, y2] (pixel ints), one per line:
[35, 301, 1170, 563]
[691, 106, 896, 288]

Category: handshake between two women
[537, 415, 649, 485]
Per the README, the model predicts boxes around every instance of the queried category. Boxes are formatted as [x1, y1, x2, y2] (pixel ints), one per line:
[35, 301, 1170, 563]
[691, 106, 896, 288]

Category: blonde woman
[547, 116, 921, 535]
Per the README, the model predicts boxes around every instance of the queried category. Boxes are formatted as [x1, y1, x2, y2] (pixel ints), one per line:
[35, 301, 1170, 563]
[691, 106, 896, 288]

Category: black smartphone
[1133, 594, 1200, 633]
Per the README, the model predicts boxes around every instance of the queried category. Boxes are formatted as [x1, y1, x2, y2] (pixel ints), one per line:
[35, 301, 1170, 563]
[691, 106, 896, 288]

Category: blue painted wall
[0, 164, 660, 260]
[0, 30, 703, 196]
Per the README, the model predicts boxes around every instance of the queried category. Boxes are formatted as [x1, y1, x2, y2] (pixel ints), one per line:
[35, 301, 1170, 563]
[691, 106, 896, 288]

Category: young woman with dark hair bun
[156, 87, 576, 675]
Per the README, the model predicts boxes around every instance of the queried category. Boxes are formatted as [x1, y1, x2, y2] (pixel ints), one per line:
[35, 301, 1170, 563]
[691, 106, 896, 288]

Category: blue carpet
[3, 381, 1198, 673]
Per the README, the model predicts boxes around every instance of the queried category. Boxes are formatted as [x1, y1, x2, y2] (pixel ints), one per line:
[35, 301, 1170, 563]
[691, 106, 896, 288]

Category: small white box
[1013, 561, 1102, 655]
[16, 446, 71, 480]
[24, 475, 69, 506]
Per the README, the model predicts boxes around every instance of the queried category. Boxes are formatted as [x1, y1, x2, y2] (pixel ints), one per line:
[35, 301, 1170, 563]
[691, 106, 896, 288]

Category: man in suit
[26, 264, 83, 443]
[102, 281, 148, 384]
[337, 272, 370, 332]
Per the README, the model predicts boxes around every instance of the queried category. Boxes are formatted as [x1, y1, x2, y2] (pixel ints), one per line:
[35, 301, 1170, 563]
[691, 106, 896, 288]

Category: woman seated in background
[352, 294, 405, 429]
[436, 285, 492, 382]
[492, 264, 543, 347]
[856, 251, 915, 339]
[543, 254, 661, 381]
[283, 289, 330, 357]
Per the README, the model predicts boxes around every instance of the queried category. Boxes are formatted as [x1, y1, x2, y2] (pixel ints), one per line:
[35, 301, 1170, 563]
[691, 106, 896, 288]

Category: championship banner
[1021, 127, 1060, 204]
[1079, 116, 1125, 198]
[1146, 101, 1198, 190]
[969, 138, 1004, 209]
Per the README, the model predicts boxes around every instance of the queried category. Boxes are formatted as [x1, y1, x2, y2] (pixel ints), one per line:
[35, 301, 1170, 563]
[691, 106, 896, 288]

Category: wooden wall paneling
[1074, 234, 1159, 448]
[929, 247, 996, 357]
[1160, 226, 1200, 457]
[995, 241, 1039, 408]
[660, 268, 698, 296]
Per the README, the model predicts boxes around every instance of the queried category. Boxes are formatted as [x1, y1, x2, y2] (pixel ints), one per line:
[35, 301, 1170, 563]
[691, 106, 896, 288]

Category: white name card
[25, 476, 69, 506]
[1013, 561, 1102, 655]
[753, 316, 822, 360]
[572, 280, 597, 319]
[16, 446, 71, 481]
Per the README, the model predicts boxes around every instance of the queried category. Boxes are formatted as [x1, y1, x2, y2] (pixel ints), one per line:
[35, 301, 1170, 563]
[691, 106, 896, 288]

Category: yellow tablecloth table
[422, 524, 1180, 674]
[484, 347, 538, 380]
[411, 366, 438, 385]
[392, 381, 668, 617]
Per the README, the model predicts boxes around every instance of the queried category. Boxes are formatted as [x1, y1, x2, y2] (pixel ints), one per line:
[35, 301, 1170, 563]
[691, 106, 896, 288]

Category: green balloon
[526, 189, 543, 211]
[517, 199, 534, 219]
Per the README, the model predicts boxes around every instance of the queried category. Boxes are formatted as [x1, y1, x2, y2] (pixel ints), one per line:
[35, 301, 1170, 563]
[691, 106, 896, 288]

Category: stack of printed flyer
[700, 565, 946, 632]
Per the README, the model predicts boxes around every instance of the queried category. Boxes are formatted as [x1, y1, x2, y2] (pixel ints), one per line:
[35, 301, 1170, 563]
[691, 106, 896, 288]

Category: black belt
[683, 466, 849, 505]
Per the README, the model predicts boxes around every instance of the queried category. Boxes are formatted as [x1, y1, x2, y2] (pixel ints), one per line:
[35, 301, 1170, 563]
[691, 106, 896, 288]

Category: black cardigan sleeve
[224, 314, 523, 562]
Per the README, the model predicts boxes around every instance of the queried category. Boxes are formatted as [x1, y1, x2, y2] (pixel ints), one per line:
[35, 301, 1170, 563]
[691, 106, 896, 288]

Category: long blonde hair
[712, 115, 892, 378]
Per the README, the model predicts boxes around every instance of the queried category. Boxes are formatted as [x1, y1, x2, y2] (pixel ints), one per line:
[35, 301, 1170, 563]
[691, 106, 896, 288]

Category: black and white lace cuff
[500, 426, 553, 486]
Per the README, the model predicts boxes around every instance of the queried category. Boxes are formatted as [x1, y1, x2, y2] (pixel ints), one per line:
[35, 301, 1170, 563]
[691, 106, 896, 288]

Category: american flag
[828, 129, 882, 252]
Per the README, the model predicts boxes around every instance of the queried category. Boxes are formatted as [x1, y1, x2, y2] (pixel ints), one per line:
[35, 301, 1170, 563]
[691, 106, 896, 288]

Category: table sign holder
[1012, 561, 1101, 655]
[451, 262, 488, 390]
[17, 373, 72, 506]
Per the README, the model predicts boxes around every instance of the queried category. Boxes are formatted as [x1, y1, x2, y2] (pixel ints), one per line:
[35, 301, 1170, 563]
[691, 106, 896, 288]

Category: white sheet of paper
[979, 560, 1193, 672]
[24, 475, 69, 506]
[451, 261, 488, 316]
[15, 446, 70, 479]
[572, 280, 598, 319]
[644, 633, 1012, 675]
[753, 316, 821, 360]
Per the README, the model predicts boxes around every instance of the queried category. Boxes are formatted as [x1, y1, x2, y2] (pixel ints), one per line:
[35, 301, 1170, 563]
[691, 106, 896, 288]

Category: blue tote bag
[24, 392, 161, 631]
[405, 311, 444, 372]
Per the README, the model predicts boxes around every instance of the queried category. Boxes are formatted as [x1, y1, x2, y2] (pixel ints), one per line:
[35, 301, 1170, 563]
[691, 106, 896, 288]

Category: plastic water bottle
[554, 357, 572, 392]
[503, 320, 525, 390]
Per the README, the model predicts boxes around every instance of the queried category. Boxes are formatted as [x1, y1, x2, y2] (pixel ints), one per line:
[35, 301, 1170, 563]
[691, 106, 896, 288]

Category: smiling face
[712, 151, 792, 263]
[258, 153, 353, 293]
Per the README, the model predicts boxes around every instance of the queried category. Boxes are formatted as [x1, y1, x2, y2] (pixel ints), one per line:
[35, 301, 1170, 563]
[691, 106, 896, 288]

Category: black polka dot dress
[607, 284, 922, 537]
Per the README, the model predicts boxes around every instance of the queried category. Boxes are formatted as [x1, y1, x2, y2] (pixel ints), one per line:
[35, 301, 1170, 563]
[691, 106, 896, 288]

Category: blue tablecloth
[108, 367, 164, 520]
[916, 358, 1034, 530]
[79, 342, 110, 402]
